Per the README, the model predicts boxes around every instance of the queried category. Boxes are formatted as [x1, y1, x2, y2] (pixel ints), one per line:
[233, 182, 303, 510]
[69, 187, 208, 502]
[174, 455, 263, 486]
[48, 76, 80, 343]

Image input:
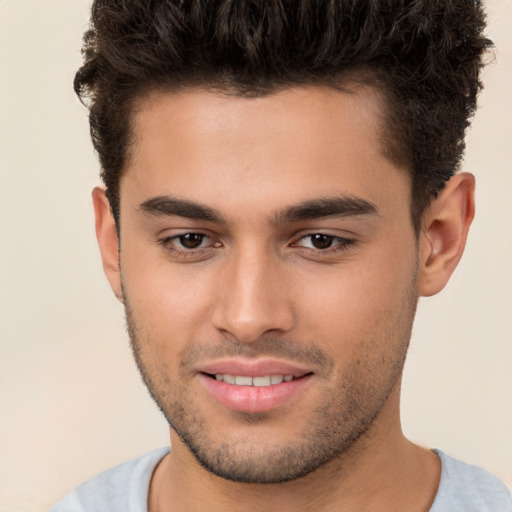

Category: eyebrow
[139, 196, 225, 223]
[272, 195, 379, 224]
[138, 194, 378, 224]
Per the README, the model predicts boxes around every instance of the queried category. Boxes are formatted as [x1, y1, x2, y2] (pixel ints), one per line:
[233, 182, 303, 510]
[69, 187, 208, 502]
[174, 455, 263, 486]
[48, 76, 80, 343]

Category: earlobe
[417, 173, 475, 297]
[92, 187, 124, 302]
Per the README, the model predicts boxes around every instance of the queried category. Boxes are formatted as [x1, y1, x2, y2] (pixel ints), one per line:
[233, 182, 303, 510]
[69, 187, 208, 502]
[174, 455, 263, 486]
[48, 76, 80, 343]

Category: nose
[211, 247, 295, 343]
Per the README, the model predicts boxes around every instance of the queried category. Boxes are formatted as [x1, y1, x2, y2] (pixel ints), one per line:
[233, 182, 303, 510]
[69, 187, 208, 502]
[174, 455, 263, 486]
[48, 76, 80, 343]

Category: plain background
[0, 1, 510, 511]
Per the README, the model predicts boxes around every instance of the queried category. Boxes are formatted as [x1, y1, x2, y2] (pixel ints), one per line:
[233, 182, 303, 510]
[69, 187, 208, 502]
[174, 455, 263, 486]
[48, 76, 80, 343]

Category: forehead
[122, 86, 410, 220]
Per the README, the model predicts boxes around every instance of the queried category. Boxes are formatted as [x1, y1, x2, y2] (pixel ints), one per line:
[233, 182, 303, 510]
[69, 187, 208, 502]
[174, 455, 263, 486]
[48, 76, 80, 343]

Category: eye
[302, 234, 335, 250]
[175, 233, 209, 249]
[159, 232, 220, 254]
[296, 233, 348, 250]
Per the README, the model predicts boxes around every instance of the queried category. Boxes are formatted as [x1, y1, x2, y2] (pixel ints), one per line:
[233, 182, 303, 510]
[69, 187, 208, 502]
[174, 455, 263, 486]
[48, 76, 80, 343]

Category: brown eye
[309, 234, 334, 249]
[159, 232, 221, 261]
[178, 233, 206, 249]
[293, 233, 355, 253]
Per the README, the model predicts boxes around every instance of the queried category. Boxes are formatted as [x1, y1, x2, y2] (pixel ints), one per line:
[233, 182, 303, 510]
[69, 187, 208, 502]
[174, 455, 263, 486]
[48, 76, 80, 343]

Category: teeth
[253, 376, 271, 387]
[235, 376, 253, 386]
[214, 374, 294, 386]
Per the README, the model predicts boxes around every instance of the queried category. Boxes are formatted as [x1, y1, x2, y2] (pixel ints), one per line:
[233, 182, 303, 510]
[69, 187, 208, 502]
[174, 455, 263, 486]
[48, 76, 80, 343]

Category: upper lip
[197, 358, 313, 378]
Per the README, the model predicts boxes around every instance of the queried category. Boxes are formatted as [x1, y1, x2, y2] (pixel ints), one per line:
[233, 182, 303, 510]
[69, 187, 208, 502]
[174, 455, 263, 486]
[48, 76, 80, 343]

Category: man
[50, 1, 511, 510]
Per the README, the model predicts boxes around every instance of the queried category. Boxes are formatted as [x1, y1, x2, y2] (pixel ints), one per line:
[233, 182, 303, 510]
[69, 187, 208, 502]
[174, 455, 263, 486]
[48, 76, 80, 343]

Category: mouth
[197, 360, 314, 413]
[204, 373, 301, 386]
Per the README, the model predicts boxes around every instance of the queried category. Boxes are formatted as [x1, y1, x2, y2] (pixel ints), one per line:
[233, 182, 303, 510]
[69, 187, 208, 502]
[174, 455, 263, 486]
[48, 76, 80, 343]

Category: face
[114, 86, 419, 483]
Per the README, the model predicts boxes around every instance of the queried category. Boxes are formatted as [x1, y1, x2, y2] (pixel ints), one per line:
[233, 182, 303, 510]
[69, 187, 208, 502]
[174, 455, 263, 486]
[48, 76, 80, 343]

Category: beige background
[0, 1, 510, 511]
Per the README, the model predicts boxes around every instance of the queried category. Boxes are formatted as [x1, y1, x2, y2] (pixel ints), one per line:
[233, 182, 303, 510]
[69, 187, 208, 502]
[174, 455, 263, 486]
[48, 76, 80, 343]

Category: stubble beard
[123, 283, 417, 484]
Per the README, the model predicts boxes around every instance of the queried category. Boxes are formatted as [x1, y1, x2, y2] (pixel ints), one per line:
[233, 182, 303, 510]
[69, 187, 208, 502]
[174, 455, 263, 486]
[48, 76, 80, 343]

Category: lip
[197, 358, 314, 413]
[198, 358, 312, 378]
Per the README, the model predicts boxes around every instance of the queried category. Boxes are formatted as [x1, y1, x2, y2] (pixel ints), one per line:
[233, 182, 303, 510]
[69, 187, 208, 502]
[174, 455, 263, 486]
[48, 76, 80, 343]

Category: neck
[149, 386, 440, 512]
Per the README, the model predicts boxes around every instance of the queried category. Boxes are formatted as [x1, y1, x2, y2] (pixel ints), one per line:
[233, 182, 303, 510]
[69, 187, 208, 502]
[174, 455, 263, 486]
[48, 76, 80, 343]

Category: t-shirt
[49, 447, 511, 511]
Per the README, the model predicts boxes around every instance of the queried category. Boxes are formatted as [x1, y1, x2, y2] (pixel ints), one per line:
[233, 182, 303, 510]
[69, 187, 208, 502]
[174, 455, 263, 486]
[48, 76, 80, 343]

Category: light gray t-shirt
[49, 447, 511, 511]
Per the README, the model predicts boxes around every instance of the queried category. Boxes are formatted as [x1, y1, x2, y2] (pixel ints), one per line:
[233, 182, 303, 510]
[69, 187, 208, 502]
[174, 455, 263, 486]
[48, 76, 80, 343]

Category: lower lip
[198, 374, 313, 413]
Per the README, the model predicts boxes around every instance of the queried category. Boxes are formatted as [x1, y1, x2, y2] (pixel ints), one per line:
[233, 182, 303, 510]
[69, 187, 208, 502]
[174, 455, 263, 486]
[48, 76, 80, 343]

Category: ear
[417, 172, 475, 297]
[92, 187, 123, 302]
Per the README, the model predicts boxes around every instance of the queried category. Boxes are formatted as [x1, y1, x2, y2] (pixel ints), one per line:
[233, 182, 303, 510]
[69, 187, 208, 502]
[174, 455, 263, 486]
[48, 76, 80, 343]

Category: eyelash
[158, 233, 219, 259]
[158, 232, 356, 259]
[292, 233, 356, 254]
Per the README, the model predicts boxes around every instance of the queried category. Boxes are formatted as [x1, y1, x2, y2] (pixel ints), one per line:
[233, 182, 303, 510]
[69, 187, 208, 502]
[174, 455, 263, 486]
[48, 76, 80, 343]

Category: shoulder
[430, 449, 511, 512]
[48, 447, 170, 512]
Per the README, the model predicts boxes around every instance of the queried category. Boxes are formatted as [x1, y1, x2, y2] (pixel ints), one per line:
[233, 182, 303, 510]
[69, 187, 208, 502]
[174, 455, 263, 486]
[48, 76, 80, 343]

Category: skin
[93, 85, 475, 511]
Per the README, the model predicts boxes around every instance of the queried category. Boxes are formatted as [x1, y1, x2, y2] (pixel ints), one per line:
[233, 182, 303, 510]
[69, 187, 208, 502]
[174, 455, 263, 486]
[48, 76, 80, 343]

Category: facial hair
[123, 277, 417, 484]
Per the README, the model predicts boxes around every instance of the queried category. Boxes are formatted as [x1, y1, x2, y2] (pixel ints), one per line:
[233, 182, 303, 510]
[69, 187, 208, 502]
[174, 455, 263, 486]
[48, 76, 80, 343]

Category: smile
[199, 372, 313, 413]
[212, 374, 295, 386]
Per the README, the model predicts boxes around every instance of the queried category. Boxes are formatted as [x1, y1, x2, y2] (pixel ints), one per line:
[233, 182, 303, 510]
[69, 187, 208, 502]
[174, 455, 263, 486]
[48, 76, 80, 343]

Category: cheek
[121, 251, 218, 347]
[295, 247, 417, 348]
